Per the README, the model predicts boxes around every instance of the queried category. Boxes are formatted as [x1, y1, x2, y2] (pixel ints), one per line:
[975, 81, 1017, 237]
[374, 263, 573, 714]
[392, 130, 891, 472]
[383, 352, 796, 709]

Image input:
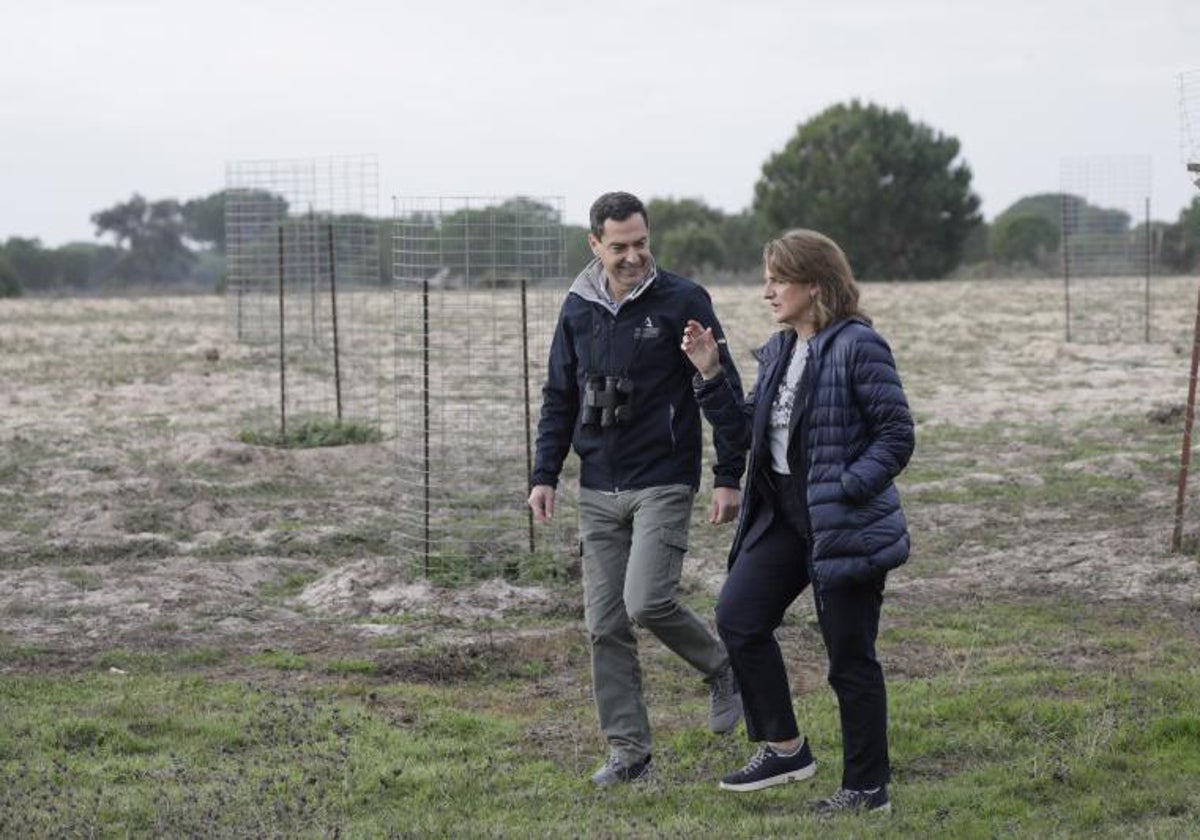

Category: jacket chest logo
[632, 316, 661, 340]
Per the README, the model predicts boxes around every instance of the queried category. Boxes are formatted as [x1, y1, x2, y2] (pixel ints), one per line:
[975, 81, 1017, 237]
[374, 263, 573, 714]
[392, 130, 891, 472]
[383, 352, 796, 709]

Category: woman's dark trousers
[715, 472, 890, 790]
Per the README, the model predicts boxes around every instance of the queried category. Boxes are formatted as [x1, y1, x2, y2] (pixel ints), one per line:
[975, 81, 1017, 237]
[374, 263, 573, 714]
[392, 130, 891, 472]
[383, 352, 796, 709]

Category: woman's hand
[681, 319, 722, 380]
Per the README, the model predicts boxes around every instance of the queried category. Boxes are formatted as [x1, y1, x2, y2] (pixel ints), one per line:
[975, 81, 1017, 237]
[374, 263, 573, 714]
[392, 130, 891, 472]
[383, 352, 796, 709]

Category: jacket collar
[810, 316, 866, 354]
[754, 316, 865, 363]
[567, 256, 659, 315]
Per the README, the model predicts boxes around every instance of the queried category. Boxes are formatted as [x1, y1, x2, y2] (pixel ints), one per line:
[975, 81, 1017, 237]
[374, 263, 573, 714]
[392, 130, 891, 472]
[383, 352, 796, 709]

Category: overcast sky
[2, 0, 1198, 247]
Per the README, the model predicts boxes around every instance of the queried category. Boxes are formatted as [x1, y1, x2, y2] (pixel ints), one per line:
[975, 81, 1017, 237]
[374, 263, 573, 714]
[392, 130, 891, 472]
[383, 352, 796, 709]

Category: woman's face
[762, 267, 817, 332]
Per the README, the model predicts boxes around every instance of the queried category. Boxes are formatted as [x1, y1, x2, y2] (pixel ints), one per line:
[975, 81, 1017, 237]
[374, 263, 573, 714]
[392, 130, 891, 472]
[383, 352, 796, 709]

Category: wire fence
[390, 196, 576, 583]
[224, 156, 387, 438]
[1059, 155, 1153, 343]
[1181, 69, 1200, 177]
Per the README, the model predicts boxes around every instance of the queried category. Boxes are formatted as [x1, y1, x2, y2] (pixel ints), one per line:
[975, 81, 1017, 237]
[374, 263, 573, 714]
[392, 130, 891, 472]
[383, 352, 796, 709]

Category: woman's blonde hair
[762, 229, 869, 332]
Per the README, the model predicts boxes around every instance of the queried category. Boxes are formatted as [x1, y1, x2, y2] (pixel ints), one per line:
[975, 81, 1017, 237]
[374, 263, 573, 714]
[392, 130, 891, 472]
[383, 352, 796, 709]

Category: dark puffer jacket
[695, 317, 914, 591]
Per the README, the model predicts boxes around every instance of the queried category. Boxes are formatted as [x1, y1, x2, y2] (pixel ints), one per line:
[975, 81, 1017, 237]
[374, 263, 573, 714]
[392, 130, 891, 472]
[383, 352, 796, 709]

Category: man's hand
[528, 484, 556, 523]
[709, 487, 741, 525]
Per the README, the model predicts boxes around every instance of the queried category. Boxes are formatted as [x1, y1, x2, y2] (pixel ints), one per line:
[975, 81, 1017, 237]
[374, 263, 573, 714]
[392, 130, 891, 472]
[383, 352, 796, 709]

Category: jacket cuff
[713, 475, 741, 491]
[530, 473, 559, 489]
[692, 368, 726, 396]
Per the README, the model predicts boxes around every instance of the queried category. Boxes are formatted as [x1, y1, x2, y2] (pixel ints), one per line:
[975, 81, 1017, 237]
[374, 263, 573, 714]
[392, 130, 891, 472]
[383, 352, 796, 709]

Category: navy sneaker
[719, 739, 816, 792]
[590, 752, 653, 786]
[812, 785, 891, 814]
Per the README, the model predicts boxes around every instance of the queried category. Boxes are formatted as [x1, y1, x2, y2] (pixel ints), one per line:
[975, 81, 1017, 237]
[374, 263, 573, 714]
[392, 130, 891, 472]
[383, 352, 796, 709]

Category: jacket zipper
[606, 314, 618, 491]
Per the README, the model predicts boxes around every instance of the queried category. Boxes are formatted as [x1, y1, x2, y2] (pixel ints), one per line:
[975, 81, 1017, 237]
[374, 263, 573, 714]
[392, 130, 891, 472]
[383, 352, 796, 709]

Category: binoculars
[581, 374, 635, 428]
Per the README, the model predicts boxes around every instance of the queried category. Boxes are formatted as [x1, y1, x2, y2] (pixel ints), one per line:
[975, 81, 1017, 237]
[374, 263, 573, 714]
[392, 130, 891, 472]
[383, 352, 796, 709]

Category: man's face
[588, 214, 651, 295]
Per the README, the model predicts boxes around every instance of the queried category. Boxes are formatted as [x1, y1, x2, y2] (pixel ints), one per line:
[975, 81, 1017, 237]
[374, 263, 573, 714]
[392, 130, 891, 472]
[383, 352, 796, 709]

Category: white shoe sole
[718, 761, 816, 792]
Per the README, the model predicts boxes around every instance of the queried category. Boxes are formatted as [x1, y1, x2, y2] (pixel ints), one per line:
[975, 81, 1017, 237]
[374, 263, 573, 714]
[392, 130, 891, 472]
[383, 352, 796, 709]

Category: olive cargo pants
[579, 484, 729, 765]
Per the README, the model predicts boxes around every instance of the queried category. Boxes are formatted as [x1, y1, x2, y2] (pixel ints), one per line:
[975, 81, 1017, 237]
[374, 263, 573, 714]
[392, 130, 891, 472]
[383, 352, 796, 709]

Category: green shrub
[0, 253, 20, 298]
[238, 416, 382, 448]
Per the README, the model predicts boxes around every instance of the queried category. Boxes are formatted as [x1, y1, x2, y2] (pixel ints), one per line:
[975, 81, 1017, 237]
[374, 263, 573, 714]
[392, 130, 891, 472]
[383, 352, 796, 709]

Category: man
[528, 191, 748, 785]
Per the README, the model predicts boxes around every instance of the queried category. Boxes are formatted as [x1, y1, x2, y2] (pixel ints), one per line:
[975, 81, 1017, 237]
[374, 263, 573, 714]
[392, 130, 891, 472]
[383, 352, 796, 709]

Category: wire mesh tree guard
[390, 196, 573, 582]
[224, 155, 386, 438]
[1059, 155, 1154, 343]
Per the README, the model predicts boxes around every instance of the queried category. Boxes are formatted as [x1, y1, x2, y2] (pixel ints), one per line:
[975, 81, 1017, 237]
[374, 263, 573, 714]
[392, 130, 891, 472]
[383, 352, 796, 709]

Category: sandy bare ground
[2, 278, 1199, 667]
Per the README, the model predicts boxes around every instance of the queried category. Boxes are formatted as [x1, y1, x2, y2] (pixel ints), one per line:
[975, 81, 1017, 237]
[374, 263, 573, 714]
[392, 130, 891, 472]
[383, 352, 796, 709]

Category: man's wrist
[692, 369, 725, 392]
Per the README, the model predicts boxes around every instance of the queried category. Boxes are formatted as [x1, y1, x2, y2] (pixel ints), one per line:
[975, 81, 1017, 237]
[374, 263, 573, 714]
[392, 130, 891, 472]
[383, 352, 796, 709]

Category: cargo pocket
[661, 526, 689, 553]
[660, 526, 689, 587]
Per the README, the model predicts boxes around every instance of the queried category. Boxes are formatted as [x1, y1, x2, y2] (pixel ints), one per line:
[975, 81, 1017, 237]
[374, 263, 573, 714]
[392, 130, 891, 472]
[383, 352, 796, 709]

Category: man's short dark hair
[589, 192, 648, 238]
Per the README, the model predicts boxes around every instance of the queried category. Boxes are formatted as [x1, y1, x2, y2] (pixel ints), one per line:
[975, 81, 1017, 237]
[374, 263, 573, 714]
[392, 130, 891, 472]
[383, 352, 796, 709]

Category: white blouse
[767, 338, 808, 473]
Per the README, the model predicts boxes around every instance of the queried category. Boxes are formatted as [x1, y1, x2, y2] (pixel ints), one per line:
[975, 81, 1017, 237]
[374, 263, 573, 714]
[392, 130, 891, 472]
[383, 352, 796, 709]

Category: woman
[681, 229, 913, 815]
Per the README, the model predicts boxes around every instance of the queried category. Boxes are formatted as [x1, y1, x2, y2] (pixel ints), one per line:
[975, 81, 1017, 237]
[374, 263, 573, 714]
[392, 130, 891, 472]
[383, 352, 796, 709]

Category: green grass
[238, 416, 383, 449]
[258, 569, 325, 599]
[2, 594, 1198, 836]
[249, 650, 311, 671]
[58, 567, 104, 591]
[1, 537, 179, 570]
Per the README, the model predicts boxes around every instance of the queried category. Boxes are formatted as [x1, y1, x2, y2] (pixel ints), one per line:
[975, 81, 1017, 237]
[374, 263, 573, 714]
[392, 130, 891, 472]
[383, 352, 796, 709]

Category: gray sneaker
[812, 785, 891, 815]
[590, 752, 653, 786]
[707, 664, 743, 734]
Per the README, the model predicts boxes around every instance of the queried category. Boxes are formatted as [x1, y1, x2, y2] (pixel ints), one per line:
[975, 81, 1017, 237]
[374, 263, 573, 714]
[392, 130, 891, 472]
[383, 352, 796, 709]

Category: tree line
[3, 99, 1198, 298]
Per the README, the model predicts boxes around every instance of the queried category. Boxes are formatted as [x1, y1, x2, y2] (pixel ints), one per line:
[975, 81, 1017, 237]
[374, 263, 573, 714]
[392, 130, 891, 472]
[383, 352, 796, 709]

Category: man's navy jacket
[532, 261, 747, 493]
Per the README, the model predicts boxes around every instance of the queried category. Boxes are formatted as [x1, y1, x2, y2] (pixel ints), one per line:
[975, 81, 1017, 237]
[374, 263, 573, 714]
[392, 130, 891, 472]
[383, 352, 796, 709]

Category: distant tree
[960, 220, 989, 264]
[53, 242, 121, 289]
[376, 218, 393, 284]
[390, 198, 568, 288]
[1158, 196, 1200, 273]
[998, 193, 1067, 230]
[438, 198, 551, 286]
[659, 223, 726, 277]
[646, 197, 724, 233]
[0, 252, 20, 297]
[717, 210, 769, 273]
[1183, 196, 1200, 257]
[3, 237, 58, 291]
[563, 224, 592, 275]
[998, 192, 1130, 238]
[646, 197, 763, 276]
[988, 213, 1060, 265]
[754, 100, 981, 279]
[91, 193, 195, 286]
[0, 238, 129, 294]
[182, 191, 227, 252]
[223, 188, 290, 246]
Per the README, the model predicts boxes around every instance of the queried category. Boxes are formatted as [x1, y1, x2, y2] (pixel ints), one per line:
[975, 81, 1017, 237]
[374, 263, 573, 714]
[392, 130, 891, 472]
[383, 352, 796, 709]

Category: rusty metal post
[1172, 275, 1200, 551]
[1172, 167, 1200, 551]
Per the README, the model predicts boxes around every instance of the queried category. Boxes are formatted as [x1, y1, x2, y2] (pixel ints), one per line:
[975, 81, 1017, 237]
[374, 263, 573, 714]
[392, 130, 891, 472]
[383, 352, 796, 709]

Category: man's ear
[587, 233, 601, 255]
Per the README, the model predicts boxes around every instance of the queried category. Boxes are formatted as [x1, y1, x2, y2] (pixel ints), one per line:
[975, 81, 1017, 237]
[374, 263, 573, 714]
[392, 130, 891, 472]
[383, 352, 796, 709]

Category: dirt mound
[296, 559, 552, 620]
